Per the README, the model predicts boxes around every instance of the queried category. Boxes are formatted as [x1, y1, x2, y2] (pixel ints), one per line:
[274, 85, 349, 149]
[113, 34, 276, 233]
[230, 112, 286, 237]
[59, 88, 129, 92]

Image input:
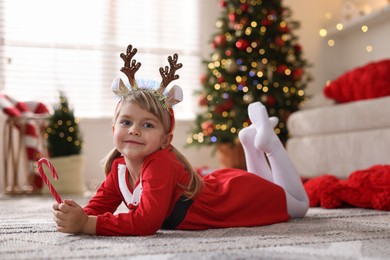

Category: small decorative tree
[46, 92, 82, 157]
[43, 92, 85, 194]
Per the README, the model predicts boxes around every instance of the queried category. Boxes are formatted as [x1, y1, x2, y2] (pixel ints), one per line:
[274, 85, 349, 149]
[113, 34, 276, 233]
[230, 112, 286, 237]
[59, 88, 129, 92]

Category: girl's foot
[238, 124, 256, 148]
[248, 102, 279, 154]
[238, 117, 278, 147]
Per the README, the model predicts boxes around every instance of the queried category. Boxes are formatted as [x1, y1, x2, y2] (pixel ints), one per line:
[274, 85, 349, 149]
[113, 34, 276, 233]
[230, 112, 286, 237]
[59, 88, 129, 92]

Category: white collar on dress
[118, 164, 143, 206]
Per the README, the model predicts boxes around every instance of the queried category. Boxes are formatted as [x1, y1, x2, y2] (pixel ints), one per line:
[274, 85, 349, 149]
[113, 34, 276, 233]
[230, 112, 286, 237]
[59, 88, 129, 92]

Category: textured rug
[1, 196, 389, 260]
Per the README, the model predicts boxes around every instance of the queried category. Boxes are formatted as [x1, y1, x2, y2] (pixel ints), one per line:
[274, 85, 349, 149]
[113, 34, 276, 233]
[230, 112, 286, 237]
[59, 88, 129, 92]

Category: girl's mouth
[125, 140, 144, 145]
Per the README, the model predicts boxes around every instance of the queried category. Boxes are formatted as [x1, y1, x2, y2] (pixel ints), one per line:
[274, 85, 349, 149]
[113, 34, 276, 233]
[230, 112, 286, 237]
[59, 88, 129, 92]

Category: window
[0, 0, 202, 119]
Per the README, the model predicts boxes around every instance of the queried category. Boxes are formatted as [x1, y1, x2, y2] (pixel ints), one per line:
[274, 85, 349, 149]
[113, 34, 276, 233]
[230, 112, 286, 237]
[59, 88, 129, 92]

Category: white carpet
[1, 196, 389, 259]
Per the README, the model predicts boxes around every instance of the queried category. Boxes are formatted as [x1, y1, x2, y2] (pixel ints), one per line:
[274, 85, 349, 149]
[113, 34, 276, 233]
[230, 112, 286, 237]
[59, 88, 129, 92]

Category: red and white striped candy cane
[38, 158, 62, 203]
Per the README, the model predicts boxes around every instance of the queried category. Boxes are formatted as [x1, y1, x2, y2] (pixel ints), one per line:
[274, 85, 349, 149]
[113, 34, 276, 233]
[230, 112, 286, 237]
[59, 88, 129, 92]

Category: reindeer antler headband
[111, 44, 183, 110]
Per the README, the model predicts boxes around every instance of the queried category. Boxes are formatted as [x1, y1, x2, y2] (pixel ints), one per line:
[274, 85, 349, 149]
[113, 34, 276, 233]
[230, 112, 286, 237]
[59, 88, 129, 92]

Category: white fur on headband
[111, 78, 130, 97]
[111, 77, 183, 108]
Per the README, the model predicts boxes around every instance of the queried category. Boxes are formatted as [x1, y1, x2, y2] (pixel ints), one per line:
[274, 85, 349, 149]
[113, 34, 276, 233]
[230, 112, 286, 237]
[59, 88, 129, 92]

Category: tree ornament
[215, 98, 233, 114]
[265, 95, 276, 107]
[214, 34, 227, 47]
[279, 24, 290, 33]
[276, 64, 288, 74]
[293, 68, 304, 80]
[236, 38, 250, 50]
[198, 94, 208, 106]
[217, 76, 225, 84]
[228, 12, 236, 22]
[201, 120, 214, 135]
[239, 17, 249, 27]
[261, 19, 273, 27]
[225, 49, 232, 57]
[200, 74, 208, 85]
[294, 44, 302, 52]
[275, 36, 285, 47]
[240, 3, 249, 12]
[225, 59, 239, 73]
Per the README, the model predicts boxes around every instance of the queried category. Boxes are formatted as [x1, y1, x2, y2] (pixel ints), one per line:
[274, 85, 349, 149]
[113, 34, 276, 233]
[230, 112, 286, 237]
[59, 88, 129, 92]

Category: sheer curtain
[0, 0, 202, 119]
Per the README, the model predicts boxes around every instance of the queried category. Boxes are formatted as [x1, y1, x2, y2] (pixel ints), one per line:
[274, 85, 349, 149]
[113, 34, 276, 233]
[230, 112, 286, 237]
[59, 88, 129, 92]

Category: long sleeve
[91, 150, 188, 236]
[83, 161, 123, 216]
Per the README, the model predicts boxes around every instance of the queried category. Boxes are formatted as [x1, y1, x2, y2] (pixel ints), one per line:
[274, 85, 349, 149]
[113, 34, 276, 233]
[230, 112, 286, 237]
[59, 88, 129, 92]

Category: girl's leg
[238, 118, 279, 182]
[248, 102, 309, 218]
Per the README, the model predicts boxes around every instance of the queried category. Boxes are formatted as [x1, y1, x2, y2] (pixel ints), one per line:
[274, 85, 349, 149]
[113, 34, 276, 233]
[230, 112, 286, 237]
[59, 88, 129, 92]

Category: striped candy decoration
[0, 92, 50, 172]
[38, 158, 62, 203]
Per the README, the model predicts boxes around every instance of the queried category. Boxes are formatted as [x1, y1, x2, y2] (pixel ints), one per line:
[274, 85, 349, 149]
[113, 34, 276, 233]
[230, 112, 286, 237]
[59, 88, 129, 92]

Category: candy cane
[38, 158, 62, 203]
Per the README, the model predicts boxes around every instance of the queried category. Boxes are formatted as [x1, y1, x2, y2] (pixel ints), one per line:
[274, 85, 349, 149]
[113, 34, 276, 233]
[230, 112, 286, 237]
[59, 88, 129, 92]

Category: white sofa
[286, 95, 390, 179]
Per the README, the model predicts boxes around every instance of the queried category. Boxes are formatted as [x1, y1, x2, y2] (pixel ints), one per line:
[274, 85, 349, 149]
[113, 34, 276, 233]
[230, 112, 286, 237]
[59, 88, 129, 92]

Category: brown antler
[158, 53, 183, 94]
[120, 44, 141, 89]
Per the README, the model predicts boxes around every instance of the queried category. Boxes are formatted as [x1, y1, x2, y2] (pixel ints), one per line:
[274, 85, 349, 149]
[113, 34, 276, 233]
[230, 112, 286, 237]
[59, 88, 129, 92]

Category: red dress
[84, 147, 289, 236]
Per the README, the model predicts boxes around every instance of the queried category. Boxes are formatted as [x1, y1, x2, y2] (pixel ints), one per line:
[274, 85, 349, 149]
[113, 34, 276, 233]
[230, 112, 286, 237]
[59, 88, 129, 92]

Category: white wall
[285, 0, 390, 94]
[284, 0, 344, 95]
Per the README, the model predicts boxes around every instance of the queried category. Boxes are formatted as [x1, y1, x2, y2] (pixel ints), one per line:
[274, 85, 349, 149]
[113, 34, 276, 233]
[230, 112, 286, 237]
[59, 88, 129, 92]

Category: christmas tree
[46, 92, 82, 157]
[188, 0, 310, 147]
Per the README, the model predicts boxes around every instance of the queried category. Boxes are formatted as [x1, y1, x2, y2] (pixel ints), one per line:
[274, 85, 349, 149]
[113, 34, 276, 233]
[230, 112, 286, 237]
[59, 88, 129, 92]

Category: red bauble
[200, 74, 208, 85]
[217, 76, 225, 83]
[225, 49, 232, 57]
[279, 25, 290, 33]
[214, 34, 227, 47]
[201, 120, 214, 135]
[220, 0, 227, 7]
[198, 94, 208, 106]
[275, 36, 285, 47]
[294, 44, 302, 52]
[293, 68, 303, 80]
[276, 64, 288, 74]
[240, 3, 249, 12]
[261, 19, 273, 27]
[266, 95, 276, 107]
[229, 13, 236, 22]
[215, 98, 233, 114]
[235, 39, 250, 50]
[239, 17, 249, 27]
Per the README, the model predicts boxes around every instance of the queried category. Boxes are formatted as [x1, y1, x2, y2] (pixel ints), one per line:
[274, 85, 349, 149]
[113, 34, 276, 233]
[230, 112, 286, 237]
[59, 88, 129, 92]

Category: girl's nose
[128, 125, 140, 136]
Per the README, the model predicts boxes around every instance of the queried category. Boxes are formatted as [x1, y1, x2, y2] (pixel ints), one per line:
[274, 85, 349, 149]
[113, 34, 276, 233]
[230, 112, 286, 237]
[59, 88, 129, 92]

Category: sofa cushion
[323, 59, 390, 103]
[287, 96, 390, 137]
[286, 128, 390, 178]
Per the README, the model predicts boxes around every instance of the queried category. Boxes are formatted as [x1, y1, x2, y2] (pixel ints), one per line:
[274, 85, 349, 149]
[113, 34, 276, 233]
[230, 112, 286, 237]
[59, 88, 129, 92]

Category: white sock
[239, 125, 272, 182]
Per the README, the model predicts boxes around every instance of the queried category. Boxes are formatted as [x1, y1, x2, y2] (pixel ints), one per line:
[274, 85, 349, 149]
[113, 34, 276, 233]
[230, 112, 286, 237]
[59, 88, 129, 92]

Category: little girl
[52, 45, 309, 236]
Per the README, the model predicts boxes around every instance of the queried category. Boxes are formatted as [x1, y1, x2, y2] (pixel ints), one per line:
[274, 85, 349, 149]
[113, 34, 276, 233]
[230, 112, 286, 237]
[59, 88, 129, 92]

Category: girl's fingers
[63, 199, 79, 207]
[52, 202, 60, 210]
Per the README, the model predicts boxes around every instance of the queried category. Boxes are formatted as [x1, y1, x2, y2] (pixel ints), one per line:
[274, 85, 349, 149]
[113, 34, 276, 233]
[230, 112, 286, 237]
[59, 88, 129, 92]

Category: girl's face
[112, 101, 171, 162]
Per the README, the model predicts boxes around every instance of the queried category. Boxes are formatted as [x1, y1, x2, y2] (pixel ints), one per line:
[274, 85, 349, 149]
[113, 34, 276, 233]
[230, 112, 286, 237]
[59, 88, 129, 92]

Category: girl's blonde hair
[104, 89, 203, 199]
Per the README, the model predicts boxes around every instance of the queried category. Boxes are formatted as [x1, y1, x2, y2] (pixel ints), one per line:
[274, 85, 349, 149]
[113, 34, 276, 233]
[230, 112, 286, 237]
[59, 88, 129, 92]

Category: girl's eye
[120, 120, 132, 126]
[144, 122, 154, 128]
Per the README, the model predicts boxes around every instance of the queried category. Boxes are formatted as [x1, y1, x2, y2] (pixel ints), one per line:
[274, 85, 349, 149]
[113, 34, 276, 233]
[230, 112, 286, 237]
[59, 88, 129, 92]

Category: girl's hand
[52, 199, 95, 234]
